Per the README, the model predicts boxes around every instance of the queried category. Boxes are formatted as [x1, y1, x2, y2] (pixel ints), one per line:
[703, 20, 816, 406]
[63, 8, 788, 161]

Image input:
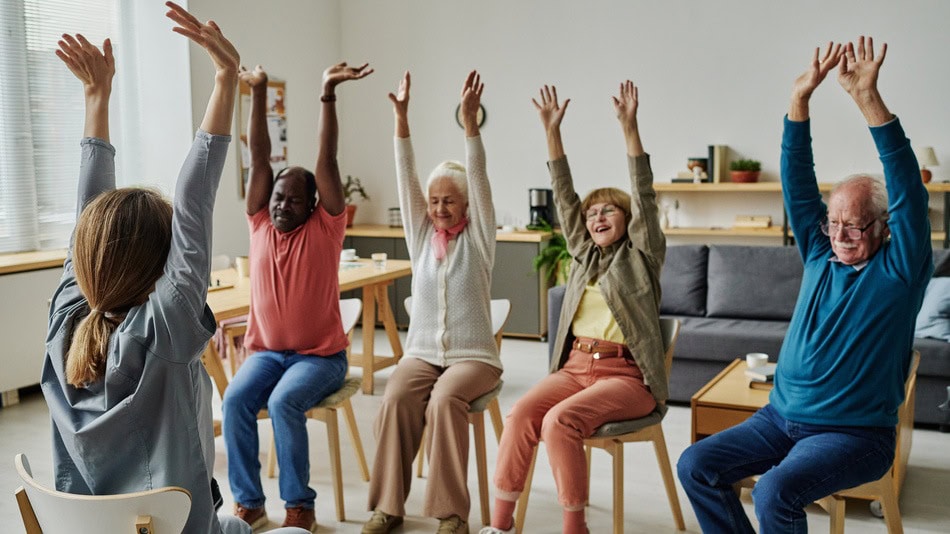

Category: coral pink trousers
[493, 345, 656, 508]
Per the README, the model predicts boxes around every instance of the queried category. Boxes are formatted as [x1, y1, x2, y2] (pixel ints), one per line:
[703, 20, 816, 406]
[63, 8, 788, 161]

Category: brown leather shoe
[234, 503, 268, 531]
[283, 506, 317, 533]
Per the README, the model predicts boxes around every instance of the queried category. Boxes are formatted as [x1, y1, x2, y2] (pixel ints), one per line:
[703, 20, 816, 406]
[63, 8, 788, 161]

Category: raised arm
[57, 34, 116, 213]
[390, 71, 427, 256]
[532, 85, 569, 161]
[789, 42, 842, 122]
[388, 70, 411, 139]
[837, 36, 892, 126]
[239, 65, 273, 215]
[612, 80, 643, 157]
[316, 61, 373, 216]
[459, 71, 495, 261]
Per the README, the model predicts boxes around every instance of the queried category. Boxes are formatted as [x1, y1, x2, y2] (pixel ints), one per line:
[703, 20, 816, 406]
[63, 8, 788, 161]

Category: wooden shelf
[663, 227, 783, 238]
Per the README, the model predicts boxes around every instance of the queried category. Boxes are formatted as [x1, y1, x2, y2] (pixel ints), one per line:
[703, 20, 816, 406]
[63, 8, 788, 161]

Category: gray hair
[830, 174, 889, 237]
[426, 160, 468, 200]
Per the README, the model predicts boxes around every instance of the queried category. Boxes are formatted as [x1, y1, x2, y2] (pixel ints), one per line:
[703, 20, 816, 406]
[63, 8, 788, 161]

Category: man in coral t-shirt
[222, 61, 373, 533]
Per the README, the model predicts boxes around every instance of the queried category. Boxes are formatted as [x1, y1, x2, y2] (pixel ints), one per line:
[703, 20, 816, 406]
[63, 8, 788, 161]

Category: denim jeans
[677, 404, 895, 534]
[223, 350, 347, 509]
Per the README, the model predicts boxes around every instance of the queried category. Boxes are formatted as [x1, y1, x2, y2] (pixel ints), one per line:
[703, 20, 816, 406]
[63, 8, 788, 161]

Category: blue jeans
[677, 404, 895, 534]
[223, 350, 347, 509]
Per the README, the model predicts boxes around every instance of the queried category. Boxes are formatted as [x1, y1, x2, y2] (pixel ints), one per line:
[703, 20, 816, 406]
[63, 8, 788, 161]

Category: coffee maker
[527, 188, 557, 230]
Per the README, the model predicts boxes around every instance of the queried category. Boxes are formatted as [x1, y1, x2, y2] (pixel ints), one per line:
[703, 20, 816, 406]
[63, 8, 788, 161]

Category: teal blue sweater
[772, 116, 932, 428]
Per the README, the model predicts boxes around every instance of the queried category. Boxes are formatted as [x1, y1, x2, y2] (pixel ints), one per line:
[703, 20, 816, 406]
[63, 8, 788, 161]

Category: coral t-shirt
[244, 207, 348, 356]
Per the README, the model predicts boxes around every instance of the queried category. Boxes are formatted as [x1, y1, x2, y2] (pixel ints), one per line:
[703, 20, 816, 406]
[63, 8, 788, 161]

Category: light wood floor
[2, 330, 949, 533]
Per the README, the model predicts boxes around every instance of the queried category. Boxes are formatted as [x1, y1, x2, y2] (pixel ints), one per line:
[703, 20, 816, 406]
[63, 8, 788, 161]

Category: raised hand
[837, 36, 886, 98]
[792, 42, 842, 102]
[532, 85, 570, 134]
[323, 62, 373, 95]
[56, 34, 114, 97]
[460, 70, 484, 136]
[388, 71, 411, 117]
[612, 80, 639, 132]
[165, 1, 238, 76]
[239, 65, 268, 88]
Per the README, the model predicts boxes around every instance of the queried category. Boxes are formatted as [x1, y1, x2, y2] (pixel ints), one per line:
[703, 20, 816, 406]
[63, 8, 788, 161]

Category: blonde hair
[581, 187, 631, 220]
[66, 188, 173, 387]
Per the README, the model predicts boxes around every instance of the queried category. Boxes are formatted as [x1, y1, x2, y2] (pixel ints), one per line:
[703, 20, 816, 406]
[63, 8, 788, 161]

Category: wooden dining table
[203, 258, 412, 398]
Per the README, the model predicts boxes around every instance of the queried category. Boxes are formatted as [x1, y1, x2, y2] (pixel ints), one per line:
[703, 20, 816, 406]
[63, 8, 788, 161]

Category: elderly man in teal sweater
[678, 36, 932, 534]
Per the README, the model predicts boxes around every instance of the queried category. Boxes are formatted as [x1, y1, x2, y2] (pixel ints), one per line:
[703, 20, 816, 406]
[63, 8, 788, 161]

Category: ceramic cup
[746, 352, 768, 368]
[235, 256, 250, 278]
[371, 252, 387, 269]
[341, 248, 357, 262]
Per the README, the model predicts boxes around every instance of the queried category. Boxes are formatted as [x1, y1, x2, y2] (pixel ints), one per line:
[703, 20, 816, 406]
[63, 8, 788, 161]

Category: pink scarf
[431, 217, 469, 261]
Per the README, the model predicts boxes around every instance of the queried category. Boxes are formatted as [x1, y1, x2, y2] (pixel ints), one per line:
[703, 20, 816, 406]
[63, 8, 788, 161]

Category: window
[0, 0, 116, 253]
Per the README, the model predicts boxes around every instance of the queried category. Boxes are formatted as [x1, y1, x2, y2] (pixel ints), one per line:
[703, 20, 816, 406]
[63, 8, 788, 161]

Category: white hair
[831, 174, 889, 237]
[426, 160, 468, 200]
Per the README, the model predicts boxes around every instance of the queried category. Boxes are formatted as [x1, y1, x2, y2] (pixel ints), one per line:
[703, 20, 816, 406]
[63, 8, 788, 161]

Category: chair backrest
[405, 297, 511, 349]
[14, 453, 191, 534]
[339, 298, 362, 337]
[659, 318, 681, 376]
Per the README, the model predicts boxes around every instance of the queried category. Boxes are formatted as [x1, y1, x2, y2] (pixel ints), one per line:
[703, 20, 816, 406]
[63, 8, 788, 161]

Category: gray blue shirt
[42, 132, 230, 534]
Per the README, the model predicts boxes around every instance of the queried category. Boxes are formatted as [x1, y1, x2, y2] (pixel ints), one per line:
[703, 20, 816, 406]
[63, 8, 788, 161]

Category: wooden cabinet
[345, 225, 552, 338]
[655, 182, 950, 247]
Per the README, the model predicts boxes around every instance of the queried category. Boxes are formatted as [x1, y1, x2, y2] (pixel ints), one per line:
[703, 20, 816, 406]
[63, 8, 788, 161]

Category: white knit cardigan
[395, 135, 502, 370]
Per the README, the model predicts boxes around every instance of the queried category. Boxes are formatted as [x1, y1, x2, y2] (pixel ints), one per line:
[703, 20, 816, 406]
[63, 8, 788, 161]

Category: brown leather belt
[572, 337, 630, 360]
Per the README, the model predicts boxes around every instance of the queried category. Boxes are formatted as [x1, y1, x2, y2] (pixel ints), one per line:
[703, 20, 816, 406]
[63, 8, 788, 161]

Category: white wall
[191, 0, 950, 256]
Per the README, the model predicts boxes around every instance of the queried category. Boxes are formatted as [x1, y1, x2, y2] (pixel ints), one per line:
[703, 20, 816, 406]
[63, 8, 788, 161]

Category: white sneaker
[477, 526, 514, 534]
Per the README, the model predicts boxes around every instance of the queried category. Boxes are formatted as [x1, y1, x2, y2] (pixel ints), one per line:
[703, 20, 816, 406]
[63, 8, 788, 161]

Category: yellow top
[570, 280, 624, 343]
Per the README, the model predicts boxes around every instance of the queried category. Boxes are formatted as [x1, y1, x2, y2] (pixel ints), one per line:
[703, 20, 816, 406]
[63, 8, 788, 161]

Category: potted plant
[343, 175, 369, 227]
[532, 219, 572, 286]
[729, 159, 761, 183]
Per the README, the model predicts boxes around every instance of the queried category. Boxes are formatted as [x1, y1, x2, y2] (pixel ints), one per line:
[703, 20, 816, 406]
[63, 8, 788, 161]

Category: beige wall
[189, 0, 950, 256]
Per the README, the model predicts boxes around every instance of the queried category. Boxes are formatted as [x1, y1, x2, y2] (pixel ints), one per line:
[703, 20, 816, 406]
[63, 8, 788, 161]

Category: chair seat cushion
[313, 377, 362, 409]
[469, 380, 504, 412]
[590, 404, 668, 438]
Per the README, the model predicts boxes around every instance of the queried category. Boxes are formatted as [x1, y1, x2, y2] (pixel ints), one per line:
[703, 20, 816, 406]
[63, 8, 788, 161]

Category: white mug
[746, 352, 769, 368]
[341, 248, 357, 261]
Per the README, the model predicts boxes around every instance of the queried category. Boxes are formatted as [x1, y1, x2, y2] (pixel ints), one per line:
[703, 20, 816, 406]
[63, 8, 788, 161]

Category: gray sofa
[548, 245, 950, 428]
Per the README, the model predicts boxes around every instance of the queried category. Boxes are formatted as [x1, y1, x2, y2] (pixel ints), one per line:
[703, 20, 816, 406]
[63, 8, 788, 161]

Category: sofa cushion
[934, 248, 950, 277]
[915, 278, 950, 342]
[706, 245, 803, 321]
[914, 336, 950, 377]
[668, 315, 789, 364]
[660, 245, 708, 316]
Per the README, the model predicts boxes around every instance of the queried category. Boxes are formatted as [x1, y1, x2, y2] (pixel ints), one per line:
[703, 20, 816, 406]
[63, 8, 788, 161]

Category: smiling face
[427, 177, 468, 231]
[826, 182, 888, 265]
[585, 202, 627, 247]
[269, 169, 315, 233]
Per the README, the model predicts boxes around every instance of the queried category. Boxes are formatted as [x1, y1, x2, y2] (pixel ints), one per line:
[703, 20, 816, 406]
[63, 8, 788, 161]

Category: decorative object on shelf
[733, 215, 772, 229]
[456, 103, 486, 129]
[343, 175, 369, 228]
[707, 144, 729, 183]
[729, 159, 761, 183]
[915, 146, 938, 184]
[532, 219, 571, 285]
[687, 157, 709, 182]
[388, 207, 402, 228]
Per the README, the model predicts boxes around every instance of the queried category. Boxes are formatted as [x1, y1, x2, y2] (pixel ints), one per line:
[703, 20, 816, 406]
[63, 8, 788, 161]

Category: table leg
[361, 285, 377, 394]
[375, 282, 403, 360]
[201, 342, 229, 400]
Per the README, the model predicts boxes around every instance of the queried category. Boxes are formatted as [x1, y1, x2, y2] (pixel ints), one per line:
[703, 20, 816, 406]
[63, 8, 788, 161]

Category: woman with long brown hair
[39, 4, 303, 534]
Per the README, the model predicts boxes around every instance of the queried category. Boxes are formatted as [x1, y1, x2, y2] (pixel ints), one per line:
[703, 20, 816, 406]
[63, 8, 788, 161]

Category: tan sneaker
[437, 515, 468, 534]
[362, 510, 404, 534]
[283, 506, 317, 532]
[234, 503, 268, 531]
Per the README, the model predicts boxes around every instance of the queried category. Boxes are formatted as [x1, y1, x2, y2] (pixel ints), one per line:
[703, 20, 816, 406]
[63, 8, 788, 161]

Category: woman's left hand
[612, 80, 639, 132]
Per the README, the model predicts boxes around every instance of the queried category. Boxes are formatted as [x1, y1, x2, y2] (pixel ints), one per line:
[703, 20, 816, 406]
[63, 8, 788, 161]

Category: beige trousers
[367, 357, 502, 519]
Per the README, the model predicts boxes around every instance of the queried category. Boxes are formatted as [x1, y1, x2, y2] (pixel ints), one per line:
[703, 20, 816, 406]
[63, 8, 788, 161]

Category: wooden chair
[815, 352, 920, 534]
[515, 318, 685, 534]
[14, 453, 191, 534]
[406, 297, 511, 527]
[203, 298, 370, 522]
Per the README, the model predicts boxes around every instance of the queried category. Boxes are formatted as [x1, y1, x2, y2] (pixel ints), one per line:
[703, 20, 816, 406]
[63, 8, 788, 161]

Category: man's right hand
[239, 65, 268, 89]
[789, 42, 842, 121]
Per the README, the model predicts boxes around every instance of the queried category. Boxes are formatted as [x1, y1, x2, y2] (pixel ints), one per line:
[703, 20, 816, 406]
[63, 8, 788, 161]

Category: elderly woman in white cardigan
[362, 70, 502, 534]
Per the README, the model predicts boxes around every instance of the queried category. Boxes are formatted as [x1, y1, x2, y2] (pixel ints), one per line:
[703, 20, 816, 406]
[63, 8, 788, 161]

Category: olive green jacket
[547, 154, 668, 403]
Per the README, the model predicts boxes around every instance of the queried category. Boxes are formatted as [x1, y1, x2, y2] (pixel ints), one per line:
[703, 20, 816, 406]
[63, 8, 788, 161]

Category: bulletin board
[237, 78, 287, 198]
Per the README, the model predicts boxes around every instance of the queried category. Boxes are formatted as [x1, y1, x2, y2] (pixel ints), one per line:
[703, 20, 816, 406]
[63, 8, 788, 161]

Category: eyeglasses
[819, 219, 878, 240]
[585, 206, 619, 220]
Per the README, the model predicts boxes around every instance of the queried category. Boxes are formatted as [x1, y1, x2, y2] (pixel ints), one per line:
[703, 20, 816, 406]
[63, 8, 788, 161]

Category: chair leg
[266, 434, 277, 478]
[488, 397, 504, 443]
[822, 495, 845, 534]
[652, 429, 686, 530]
[415, 426, 426, 478]
[341, 399, 370, 482]
[610, 441, 624, 534]
[325, 408, 346, 522]
[584, 444, 592, 506]
[514, 446, 538, 534]
[472, 412, 491, 527]
[877, 482, 904, 534]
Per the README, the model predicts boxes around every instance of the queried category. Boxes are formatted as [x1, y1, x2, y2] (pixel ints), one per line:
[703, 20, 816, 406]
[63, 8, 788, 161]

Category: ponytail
[65, 309, 118, 387]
